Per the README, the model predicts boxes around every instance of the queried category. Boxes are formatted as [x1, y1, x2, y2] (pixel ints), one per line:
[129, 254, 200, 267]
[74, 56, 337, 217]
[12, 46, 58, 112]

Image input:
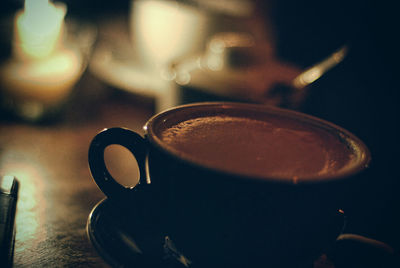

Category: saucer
[87, 198, 343, 268]
[87, 198, 192, 268]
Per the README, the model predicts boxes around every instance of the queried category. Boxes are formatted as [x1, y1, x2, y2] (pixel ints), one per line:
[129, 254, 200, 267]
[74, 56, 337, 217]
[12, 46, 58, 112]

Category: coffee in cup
[158, 113, 359, 181]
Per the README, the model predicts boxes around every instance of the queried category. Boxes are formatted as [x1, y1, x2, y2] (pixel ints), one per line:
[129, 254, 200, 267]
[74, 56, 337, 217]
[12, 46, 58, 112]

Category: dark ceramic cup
[88, 102, 370, 267]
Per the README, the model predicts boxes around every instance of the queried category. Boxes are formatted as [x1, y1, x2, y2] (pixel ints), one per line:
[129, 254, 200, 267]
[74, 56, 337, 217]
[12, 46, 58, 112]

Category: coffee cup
[88, 102, 370, 267]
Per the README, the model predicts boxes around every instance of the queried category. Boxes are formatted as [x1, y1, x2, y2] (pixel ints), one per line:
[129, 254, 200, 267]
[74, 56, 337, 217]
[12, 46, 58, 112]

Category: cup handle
[88, 127, 148, 201]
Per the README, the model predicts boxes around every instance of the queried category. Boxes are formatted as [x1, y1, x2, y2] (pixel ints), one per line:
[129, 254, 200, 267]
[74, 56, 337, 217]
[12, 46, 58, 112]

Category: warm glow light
[206, 56, 223, 71]
[0, 156, 47, 253]
[0, 49, 81, 104]
[204, 33, 255, 71]
[293, 46, 348, 89]
[0, 0, 85, 120]
[15, 0, 66, 59]
[29, 50, 78, 81]
[294, 67, 323, 87]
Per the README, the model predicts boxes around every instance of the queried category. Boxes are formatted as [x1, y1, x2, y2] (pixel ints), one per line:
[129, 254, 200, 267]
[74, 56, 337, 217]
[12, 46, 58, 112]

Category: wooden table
[0, 73, 154, 267]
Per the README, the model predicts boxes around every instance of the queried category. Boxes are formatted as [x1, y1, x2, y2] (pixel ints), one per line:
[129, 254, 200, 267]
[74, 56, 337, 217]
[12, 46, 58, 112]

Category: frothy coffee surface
[159, 115, 356, 180]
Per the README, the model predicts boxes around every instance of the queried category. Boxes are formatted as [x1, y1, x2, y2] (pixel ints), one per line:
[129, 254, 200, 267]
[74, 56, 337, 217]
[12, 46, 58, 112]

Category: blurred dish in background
[90, 0, 347, 112]
[89, 0, 271, 112]
[129, 0, 267, 73]
[169, 31, 303, 108]
[170, 34, 348, 109]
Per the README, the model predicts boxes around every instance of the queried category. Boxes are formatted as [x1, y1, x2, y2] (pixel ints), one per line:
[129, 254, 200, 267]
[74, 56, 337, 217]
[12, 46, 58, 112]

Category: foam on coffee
[159, 114, 358, 181]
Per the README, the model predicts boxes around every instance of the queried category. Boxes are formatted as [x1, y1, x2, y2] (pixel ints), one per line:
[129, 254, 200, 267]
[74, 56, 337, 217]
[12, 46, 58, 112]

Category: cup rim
[144, 102, 371, 184]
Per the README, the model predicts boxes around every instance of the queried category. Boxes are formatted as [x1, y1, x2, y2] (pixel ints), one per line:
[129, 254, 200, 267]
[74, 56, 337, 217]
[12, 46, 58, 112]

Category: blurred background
[0, 0, 399, 265]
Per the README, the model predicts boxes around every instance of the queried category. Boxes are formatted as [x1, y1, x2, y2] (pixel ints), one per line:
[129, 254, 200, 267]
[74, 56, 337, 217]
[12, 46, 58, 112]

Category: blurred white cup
[130, 0, 208, 73]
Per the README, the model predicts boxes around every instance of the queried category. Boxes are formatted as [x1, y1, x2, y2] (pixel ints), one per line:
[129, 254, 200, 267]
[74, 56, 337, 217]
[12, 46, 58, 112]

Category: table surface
[0, 73, 154, 267]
